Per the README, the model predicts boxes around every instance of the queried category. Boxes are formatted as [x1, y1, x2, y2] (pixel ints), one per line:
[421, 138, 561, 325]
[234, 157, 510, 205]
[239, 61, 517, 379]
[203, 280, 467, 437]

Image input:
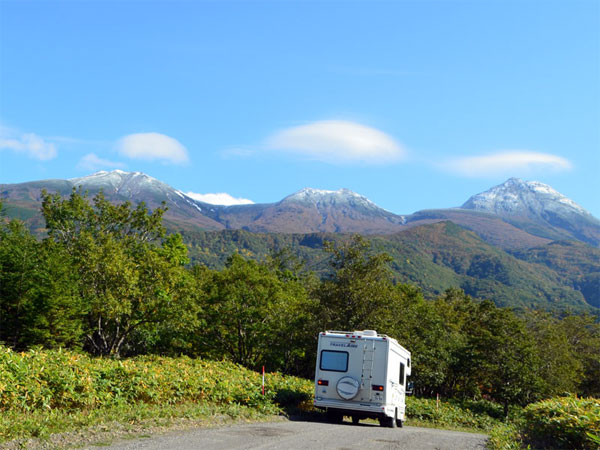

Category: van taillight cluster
[317, 379, 329, 386]
[372, 385, 384, 391]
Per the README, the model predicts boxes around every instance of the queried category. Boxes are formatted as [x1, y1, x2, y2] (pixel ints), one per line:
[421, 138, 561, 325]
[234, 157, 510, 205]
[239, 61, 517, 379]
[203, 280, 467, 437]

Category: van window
[320, 350, 349, 372]
[399, 362, 405, 386]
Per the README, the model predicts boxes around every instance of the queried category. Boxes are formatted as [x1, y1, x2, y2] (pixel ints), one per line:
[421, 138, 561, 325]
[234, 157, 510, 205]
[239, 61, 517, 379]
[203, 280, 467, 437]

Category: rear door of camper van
[316, 333, 391, 406]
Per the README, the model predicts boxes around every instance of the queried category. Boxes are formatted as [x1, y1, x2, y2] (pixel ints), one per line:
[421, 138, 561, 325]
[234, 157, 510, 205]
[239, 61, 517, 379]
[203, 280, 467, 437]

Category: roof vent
[362, 330, 377, 337]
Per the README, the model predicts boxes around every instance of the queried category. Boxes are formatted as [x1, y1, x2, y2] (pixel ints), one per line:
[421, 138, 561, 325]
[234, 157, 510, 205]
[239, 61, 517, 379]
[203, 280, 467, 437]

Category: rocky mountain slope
[1, 172, 408, 235]
[2, 171, 598, 249]
[461, 178, 600, 246]
[0, 170, 225, 232]
[212, 187, 406, 234]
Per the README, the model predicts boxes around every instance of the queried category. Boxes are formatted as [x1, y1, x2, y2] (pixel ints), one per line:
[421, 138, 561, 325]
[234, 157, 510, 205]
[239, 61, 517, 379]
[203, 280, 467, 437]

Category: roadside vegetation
[0, 347, 313, 443]
[487, 396, 600, 450]
[1, 191, 599, 448]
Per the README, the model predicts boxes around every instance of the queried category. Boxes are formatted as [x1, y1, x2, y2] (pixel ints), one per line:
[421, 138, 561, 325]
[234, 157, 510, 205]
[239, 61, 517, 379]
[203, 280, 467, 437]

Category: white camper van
[314, 330, 411, 427]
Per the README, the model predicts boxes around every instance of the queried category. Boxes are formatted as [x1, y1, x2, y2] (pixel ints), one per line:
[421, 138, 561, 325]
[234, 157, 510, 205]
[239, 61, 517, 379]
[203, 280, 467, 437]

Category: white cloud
[0, 129, 57, 160]
[446, 151, 573, 177]
[77, 153, 126, 171]
[186, 192, 254, 206]
[117, 132, 189, 164]
[265, 120, 405, 164]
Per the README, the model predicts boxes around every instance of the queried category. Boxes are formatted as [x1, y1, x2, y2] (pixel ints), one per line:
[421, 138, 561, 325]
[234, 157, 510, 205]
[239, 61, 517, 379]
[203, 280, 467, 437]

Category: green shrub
[522, 396, 600, 449]
[0, 346, 312, 416]
[487, 422, 523, 450]
[406, 396, 501, 431]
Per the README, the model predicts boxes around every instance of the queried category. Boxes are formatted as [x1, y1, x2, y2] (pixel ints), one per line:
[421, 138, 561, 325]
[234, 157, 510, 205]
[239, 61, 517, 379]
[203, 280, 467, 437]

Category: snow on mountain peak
[69, 170, 160, 183]
[68, 170, 172, 197]
[284, 187, 377, 207]
[462, 178, 589, 217]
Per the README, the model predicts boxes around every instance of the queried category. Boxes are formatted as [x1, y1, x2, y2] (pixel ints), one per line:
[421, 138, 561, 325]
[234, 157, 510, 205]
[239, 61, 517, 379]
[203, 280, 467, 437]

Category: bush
[487, 422, 523, 450]
[406, 396, 501, 431]
[0, 346, 313, 415]
[522, 396, 600, 449]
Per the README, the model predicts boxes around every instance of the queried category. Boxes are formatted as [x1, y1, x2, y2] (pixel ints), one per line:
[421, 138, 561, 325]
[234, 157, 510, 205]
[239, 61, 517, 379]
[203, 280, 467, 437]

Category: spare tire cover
[336, 376, 360, 400]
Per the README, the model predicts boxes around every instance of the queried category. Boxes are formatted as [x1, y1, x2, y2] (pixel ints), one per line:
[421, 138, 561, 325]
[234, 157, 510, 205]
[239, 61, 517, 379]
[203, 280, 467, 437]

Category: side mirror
[406, 381, 414, 396]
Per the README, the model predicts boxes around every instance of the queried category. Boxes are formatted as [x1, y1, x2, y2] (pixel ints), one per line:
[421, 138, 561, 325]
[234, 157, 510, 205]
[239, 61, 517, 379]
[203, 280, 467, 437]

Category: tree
[41, 189, 194, 357]
[387, 287, 462, 397]
[430, 289, 482, 399]
[0, 219, 83, 349]
[201, 253, 311, 370]
[0, 219, 42, 348]
[524, 310, 583, 397]
[263, 249, 320, 375]
[426, 289, 544, 413]
[318, 235, 395, 331]
[559, 313, 600, 397]
[467, 301, 541, 416]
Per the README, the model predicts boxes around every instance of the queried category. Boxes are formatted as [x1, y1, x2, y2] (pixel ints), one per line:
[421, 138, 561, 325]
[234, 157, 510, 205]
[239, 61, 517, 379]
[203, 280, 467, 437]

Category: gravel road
[101, 420, 488, 450]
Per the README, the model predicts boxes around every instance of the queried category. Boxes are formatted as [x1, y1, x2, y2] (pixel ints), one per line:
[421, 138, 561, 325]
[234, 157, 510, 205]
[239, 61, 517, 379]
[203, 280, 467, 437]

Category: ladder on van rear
[361, 339, 376, 401]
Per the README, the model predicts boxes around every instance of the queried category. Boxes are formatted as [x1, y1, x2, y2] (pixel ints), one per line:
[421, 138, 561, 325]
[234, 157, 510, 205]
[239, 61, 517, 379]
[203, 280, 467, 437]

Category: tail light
[372, 384, 384, 391]
[317, 379, 329, 386]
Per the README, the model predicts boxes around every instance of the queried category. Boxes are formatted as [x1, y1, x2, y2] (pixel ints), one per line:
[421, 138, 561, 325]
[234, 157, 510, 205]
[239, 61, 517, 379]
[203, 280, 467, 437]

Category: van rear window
[320, 350, 349, 372]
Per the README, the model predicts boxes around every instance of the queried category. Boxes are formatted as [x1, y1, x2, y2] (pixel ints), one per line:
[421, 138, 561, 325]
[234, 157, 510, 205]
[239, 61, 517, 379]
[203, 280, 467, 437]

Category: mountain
[399, 179, 600, 249]
[512, 240, 600, 309]
[1, 171, 598, 248]
[381, 222, 598, 311]
[461, 178, 600, 246]
[1, 172, 407, 235]
[404, 209, 553, 250]
[0, 170, 225, 232]
[211, 187, 406, 234]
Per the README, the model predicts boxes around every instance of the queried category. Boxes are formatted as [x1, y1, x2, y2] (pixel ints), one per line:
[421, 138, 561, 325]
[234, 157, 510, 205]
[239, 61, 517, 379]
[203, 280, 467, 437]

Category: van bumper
[314, 399, 395, 418]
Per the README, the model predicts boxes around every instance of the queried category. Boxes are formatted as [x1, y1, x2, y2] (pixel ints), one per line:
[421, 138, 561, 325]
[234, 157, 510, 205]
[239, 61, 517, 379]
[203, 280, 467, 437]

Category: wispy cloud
[0, 126, 57, 160]
[117, 132, 189, 164]
[445, 151, 573, 177]
[77, 153, 126, 171]
[264, 120, 405, 165]
[186, 192, 254, 206]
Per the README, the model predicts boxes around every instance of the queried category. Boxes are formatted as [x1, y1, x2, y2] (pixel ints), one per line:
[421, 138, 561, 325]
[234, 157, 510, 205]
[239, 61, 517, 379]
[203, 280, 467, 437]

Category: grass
[1, 401, 286, 449]
[1, 401, 275, 440]
[406, 397, 504, 432]
[0, 346, 314, 446]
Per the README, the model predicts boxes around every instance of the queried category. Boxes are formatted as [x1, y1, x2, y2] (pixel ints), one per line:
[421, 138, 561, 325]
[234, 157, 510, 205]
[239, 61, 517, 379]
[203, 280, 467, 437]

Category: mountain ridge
[1, 170, 598, 247]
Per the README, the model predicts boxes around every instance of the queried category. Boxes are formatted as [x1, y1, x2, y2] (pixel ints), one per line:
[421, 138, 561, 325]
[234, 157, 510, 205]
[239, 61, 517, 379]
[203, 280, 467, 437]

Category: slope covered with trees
[182, 224, 599, 313]
[1, 192, 599, 416]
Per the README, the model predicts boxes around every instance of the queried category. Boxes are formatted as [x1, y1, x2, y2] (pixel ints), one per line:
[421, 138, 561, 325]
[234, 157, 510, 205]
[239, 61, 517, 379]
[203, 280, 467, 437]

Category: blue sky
[1, 0, 599, 216]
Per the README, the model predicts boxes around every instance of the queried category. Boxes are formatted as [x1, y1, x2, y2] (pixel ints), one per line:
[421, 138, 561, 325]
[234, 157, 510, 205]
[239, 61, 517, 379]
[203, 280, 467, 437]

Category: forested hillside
[182, 223, 599, 312]
[1, 191, 599, 415]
